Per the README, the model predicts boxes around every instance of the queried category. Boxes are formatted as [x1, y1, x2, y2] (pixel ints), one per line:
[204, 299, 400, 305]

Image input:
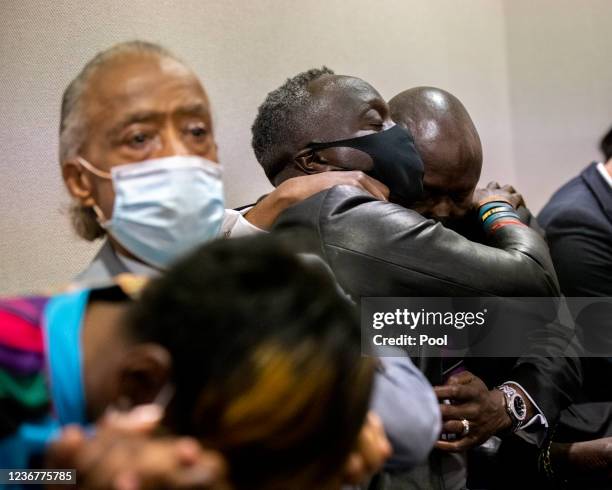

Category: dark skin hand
[434, 371, 535, 452]
[473, 181, 525, 210]
[46, 406, 229, 490]
[343, 412, 392, 485]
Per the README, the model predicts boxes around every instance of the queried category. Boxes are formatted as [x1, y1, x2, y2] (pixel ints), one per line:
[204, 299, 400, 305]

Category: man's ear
[116, 343, 172, 408]
[62, 159, 96, 207]
[294, 148, 339, 174]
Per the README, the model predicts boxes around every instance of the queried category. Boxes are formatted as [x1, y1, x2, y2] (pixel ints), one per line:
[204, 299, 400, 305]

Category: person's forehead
[303, 75, 387, 141]
[310, 75, 384, 109]
[415, 118, 481, 188]
[423, 155, 479, 192]
[84, 54, 210, 120]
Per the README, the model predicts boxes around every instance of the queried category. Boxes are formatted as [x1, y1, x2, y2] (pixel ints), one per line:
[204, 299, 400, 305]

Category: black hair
[127, 235, 373, 489]
[251, 67, 335, 183]
[600, 125, 612, 161]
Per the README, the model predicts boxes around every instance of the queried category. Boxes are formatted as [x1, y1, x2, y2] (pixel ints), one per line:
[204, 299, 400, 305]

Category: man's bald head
[389, 87, 482, 221]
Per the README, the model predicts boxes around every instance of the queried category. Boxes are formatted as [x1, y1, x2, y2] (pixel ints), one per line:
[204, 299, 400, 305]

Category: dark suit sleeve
[532, 217, 612, 422]
[508, 309, 582, 428]
[548, 232, 612, 297]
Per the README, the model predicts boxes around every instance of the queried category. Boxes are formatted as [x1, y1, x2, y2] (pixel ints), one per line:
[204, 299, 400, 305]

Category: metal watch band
[497, 384, 526, 432]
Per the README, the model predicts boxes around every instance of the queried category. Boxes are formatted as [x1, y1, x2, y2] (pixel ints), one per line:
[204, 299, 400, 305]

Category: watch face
[512, 395, 527, 420]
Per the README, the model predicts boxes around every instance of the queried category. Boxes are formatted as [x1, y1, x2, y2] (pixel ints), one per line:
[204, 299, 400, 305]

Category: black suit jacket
[538, 162, 612, 297]
[539, 162, 612, 399]
[539, 162, 612, 440]
[273, 185, 582, 422]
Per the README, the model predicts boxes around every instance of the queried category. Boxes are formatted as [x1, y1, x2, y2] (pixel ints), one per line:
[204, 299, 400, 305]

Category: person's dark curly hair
[127, 235, 374, 490]
[600, 125, 612, 161]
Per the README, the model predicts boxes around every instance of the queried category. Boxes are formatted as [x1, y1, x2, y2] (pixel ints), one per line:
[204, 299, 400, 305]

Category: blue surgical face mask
[78, 155, 225, 269]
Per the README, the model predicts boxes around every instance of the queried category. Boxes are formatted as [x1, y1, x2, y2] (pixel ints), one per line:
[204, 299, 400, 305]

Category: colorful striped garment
[0, 295, 60, 485]
[0, 281, 140, 472]
[0, 296, 52, 442]
[0, 288, 93, 470]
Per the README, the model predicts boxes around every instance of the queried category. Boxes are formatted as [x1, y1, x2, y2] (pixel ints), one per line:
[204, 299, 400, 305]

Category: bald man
[389, 87, 612, 488]
[386, 87, 543, 487]
[389, 86, 542, 238]
[390, 87, 482, 224]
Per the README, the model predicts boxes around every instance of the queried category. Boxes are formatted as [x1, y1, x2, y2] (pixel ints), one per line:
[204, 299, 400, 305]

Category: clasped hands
[434, 371, 513, 452]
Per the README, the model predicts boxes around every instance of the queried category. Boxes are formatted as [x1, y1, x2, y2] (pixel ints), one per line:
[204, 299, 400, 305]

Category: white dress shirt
[596, 162, 612, 189]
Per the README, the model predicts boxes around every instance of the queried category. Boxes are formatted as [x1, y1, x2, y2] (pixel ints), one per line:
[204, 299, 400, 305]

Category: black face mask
[308, 124, 424, 203]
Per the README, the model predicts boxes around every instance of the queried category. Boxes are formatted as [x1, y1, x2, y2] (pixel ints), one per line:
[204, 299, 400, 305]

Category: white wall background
[504, 0, 612, 212]
[0, 0, 610, 294]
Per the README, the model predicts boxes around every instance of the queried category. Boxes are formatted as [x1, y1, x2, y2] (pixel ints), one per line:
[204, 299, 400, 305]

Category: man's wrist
[496, 383, 538, 435]
[477, 195, 514, 208]
[274, 179, 303, 207]
[477, 200, 524, 235]
[244, 187, 292, 229]
[503, 383, 536, 421]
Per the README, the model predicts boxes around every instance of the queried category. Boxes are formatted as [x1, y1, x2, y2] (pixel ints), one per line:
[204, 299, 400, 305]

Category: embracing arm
[243, 171, 388, 231]
[274, 185, 559, 297]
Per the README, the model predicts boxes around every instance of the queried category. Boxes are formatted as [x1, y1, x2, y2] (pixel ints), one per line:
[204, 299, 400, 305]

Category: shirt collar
[43, 289, 90, 426]
[596, 162, 612, 190]
[116, 251, 160, 278]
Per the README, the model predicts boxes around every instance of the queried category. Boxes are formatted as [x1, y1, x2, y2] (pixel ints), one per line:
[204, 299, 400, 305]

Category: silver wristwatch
[497, 384, 527, 432]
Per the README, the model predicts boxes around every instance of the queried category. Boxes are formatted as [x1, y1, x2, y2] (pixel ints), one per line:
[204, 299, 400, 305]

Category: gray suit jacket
[74, 240, 132, 287]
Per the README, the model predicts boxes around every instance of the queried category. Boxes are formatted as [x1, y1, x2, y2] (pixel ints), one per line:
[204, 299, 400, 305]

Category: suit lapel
[582, 162, 612, 223]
